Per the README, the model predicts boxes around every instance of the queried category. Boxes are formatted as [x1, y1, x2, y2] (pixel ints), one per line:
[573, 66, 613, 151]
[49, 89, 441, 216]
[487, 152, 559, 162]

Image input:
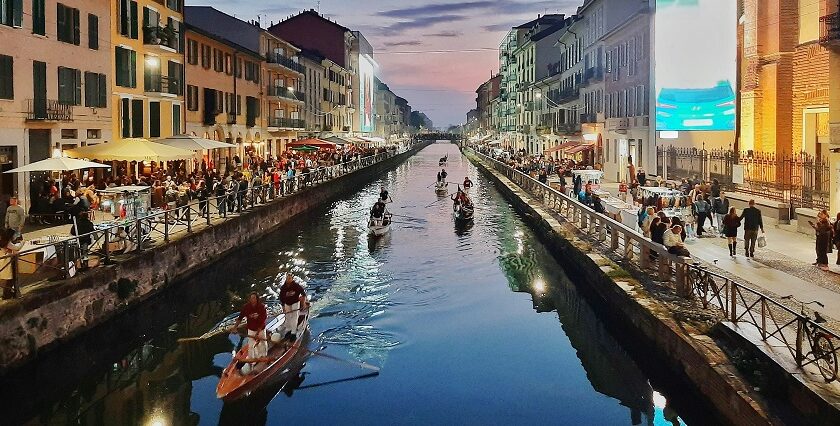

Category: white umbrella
[4, 157, 110, 173]
[154, 134, 236, 151]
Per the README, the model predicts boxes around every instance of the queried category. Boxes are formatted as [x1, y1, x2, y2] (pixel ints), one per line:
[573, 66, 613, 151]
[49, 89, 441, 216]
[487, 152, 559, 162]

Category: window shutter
[129, 50, 137, 87]
[74, 68, 81, 105]
[32, 0, 45, 35]
[84, 71, 95, 106]
[115, 48, 125, 86]
[149, 101, 160, 138]
[129, 1, 138, 39]
[131, 99, 144, 137]
[121, 98, 131, 138]
[120, 0, 128, 35]
[98, 74, 107, 107]
[56, 3, 66, 41]
[72, 8, 80, 45]
[88, 14, 98, 49]
[12, 0, 23, 27]
[178, 21, 184, 53]
[0, 55, 13, 100]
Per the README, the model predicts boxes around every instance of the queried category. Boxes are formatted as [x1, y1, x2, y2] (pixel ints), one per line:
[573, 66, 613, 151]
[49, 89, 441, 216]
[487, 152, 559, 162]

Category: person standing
[279, 274, 308, 342]
[723, 207, 742, 257]
[713, 192, 730, 237]
[740, 200, 764, 258]
[693, 196, 710, 237]
[4, 197, 25, 239]
[231, 292, 268, 361]
[810, 210, 833, 271]
[834, 212, 840, 265]
[0, 228, 23, 299]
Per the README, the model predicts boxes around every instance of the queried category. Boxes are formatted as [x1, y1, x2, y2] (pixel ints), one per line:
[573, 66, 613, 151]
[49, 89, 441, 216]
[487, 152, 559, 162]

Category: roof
[185, 23, 263, 60]
[185, 6, 264, 53]
[514, 14, 566, 29]
[269, 9, 351, 34]
[298, 48, 325, 62]
[530, 20, 571, 42]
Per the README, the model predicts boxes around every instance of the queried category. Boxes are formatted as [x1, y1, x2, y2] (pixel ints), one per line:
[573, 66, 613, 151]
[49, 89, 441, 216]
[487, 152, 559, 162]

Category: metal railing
[145, 74, 182, 96]
[468, 146, 840, 382]
[265, 53, 305, 74]
[268, 117, 305, 129]
[26, 99, 73, 121]
[266, 86, 305, 102]
[2, 143, 416, 296]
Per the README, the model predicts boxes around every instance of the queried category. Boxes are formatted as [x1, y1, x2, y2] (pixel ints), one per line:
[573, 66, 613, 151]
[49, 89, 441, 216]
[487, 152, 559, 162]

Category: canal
[2, 143, 715, 425]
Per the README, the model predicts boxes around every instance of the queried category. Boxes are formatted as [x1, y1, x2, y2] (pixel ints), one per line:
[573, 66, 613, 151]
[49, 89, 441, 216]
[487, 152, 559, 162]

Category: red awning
[565, 143, 595, 155]
[287, 138, 337, 149]
[544, 141, 580, 153]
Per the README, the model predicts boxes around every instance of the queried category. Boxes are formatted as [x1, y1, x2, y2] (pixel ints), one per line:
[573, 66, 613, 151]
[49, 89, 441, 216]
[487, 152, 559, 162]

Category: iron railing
[269, 117, 305, 129]
[145, 74, 182, 96]
[266, 86, 305, 102]
[265, 53, 305, 74]
[2, 143, 415, 295]
[470, 145, 840, 383]
[26, 99, 73, 121]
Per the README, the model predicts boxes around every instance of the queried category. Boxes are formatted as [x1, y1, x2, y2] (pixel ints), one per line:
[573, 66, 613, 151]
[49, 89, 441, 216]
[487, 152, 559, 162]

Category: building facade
[298, 49, 325, 136]
[475, 74, 501, 135]
[0, 0, 113, 209]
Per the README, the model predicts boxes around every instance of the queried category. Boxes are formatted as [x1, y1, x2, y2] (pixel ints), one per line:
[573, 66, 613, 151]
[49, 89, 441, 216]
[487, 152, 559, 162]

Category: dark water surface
[3, 143, 712, 425]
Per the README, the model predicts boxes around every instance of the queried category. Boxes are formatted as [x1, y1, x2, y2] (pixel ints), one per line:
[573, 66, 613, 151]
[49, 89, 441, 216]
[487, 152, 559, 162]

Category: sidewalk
[598, 180, 840, 322]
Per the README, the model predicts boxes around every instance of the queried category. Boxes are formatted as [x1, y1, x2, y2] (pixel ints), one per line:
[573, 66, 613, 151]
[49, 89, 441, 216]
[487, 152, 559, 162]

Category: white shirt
[664, 230, 683, 248]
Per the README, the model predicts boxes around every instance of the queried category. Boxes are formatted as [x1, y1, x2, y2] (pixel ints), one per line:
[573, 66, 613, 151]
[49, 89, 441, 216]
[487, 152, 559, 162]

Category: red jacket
[280, 280, 305, 306]
[238, 302, 267, 331]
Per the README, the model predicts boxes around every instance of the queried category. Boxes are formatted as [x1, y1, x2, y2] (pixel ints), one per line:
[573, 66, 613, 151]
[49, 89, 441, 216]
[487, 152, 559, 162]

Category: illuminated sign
[359, 54, 376, 133]
[655, 0, 736, 131]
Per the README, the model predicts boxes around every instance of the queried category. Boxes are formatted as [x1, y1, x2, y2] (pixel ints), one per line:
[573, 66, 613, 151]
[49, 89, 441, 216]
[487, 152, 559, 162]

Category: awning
[487, 140, 502, 146]
[565, 143, 595, 155]
[544, 141, 580, 153]
[65, 138, 195, 161]
[287, 138, 336, 149]
[359, 136, 386, 144]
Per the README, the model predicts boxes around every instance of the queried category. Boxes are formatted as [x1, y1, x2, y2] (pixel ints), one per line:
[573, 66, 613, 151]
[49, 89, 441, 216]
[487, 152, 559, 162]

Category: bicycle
[782, 295, 838, 382]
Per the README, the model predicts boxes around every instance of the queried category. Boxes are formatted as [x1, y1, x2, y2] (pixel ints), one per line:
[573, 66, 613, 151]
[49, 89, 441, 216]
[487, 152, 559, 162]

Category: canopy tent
[154, 134, 236, 151]
[544, 141, 581, 153]
[290, 145, 319, 152]
[3, 157, 110, 173]
[287, 138, 336, 150]
[65, 138, 195, 161]
[565, 143, 595, 155]
[324, 136, 351, 146]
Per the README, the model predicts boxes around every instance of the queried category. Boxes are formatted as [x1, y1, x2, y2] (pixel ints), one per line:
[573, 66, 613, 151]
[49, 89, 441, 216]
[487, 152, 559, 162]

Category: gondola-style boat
[368, 211, 392, 237]
[434, 181, 448, 195]
[454, 202, 474, 222]
[216, 305, 311, 401]
[439, 155, 448, 166]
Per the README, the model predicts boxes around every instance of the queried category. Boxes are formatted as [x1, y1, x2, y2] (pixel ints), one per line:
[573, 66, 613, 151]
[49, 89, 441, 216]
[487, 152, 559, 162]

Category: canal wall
[465, 151, 782, 425]
[0, 142, 431, 372]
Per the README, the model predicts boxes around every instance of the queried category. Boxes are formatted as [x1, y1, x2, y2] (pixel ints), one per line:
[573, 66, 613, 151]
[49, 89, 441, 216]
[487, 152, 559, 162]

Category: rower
[371, 199, 387, 219]
[463, 176, 473, 189]
[437, 169, 448, 183]
[279, 274, 308, 342]
[231, 292, 268, 364]
[379, 186, 391, 202]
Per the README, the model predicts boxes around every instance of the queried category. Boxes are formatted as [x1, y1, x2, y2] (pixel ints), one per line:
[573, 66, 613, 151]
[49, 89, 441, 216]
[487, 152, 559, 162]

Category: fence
[656, 146, 830, 211]
[1, 144, 414, 295]
[471, 146, 840, 383]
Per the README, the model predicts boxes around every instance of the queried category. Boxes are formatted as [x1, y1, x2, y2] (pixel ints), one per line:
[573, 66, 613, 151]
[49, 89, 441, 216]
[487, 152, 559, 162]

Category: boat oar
[303, 347, 380, 372]
[295, 371, 380, 390]
[389, 213, 425, 221]
[178, 306, 307, 343]
[424, 197, 450, 208]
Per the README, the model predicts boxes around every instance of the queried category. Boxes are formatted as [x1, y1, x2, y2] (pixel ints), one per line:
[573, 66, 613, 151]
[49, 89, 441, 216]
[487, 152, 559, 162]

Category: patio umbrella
[153, 134, 236, 151]
[3, 157, 110, 173]
[65, 138, 195, 162]
[291, 145, 319, 152]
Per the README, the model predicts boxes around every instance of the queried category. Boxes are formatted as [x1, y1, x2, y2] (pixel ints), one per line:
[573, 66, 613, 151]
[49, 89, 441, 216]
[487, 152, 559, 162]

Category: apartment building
[111, 0, 185, 155]
[183, 24, 264, 171]
[475, 74, 501, 136]
[185, 6, 304, 155]
[602, 10, 651, 183]
[298, 49, 325, 136]
[0, 0, 112, 208]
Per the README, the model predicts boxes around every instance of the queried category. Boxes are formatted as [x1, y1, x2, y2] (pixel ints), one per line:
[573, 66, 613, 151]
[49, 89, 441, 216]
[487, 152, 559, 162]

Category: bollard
[186, 206, 192, 232]
[136, 219, 143, 252]
[675, 262, 690, 297]
[103, 230, 111, 264]
[164, 211, 170, 242]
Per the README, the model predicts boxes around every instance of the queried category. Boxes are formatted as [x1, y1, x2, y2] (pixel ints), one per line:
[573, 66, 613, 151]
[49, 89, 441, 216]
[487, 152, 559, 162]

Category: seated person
[370, 200, 386, 219]
[664, 225, 691, 257]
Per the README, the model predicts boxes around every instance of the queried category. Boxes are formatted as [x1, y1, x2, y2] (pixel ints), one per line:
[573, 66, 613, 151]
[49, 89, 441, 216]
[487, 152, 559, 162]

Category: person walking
[740, 200, 764, 258]
[834, 212, 840, 265]
[693, 196, 710, 237]
[723, 207, 742, 257]
[4, 197, 25, 240]
[713, 191, 730, 237]
[810, 210, 833, 271]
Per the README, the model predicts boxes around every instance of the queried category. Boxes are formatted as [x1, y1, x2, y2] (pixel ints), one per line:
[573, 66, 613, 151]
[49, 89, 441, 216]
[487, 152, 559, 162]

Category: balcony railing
[581, 67, 604, 87]
[143, 25, 178, 50]
[266, 53, 305, 74]
[820, 13, 840, 47]
[269, 117, 305, 129]
[26, 99, 73, 121]
[145, 75, 182, 96]
[266, 86, 305, 102]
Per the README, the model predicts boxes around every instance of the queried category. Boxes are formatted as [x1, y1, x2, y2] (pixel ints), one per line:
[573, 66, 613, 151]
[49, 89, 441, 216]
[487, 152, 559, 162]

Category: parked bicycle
[782, 295, 838, 382]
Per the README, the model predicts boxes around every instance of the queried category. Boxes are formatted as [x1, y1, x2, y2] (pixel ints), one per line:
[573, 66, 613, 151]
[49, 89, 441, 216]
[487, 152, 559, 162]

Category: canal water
[3, 143, 713, 425]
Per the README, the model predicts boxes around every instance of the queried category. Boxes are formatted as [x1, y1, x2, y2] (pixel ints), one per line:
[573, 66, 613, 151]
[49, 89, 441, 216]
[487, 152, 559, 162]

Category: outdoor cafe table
[571, 170, 604, 184]
[18, 237, 61, 274]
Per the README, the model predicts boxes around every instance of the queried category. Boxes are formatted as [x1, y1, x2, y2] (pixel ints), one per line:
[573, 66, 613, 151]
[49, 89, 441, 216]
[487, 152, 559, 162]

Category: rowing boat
[368, 212, 392, 237]
[454, 203, 474, 222]
[216, 306, 311, 401]
[434, 181, 448, 195]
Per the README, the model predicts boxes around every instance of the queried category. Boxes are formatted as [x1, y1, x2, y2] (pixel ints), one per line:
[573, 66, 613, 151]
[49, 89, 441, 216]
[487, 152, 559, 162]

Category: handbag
[757, 235, 767, 248]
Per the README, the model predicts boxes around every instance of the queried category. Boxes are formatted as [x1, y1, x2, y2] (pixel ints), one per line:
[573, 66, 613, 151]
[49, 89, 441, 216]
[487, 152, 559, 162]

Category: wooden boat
[216, 305, 311, 401]
[438, 155, 448, 166]
[368, 212, 392, 237]
[434, 181, 448, 195]
[454, 203, 475, 222]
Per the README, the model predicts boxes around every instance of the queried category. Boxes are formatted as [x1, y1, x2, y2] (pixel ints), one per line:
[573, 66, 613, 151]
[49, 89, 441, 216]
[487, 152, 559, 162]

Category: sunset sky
[186, 1, 580, 128]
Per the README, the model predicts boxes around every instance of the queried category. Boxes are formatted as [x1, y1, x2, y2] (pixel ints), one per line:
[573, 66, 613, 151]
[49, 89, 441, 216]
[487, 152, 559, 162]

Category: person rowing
[230, 292, 268, 364]
[437, 168, 448, 183]
[279, 274, 308, 342]
[371, 198, 387, 219]
[463, 176, 473, 189]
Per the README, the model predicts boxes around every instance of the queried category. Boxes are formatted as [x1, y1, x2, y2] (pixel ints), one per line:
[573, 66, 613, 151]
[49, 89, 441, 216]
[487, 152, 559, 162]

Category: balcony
[26, 99, 73, 122]
[606, 117, 629, 132]
[145, 74, 181, 96]
[579, 113, 597, 123]
[266, 86, 305, 103]
[268, 117, 305, 129]
[820, 13, 840, 49]
[581, 67, 604, 87]
[143, 25, 178, 52]
[266, 53, 305, 74]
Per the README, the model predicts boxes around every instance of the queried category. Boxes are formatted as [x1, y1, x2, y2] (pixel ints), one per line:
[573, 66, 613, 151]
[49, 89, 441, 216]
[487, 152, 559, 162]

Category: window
[119, 0, 138, 39]
[131, 99, 143, 137]
[121, 98, 130, 137]
[186, 85, 198, 111]
[32, 0, 45, 35]
[187, 39, 198, 65]
[166, 0, 181, 13]
[0, 54, 12, 99]
[213, 48, 223, 72]
[149, 101, 160, 138]
[172, 104, 181, 134]
[57, 66, 81, 105]
[224, 53, 232, 75]
[200, 44, 211, 69]
[115, 47, 137, 88]
[60, 129, 78, 139]
[84, 72, 106, 107]
[0, 0, 22, 27]
[88, 14, 98, 49]
[87, 129, 101, 139]
[56, 3, 80, 45]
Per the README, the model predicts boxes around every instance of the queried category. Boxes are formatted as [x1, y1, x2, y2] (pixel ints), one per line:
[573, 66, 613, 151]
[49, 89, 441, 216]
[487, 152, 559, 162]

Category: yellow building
[263, 35, 305, 153]
[110, 0, 185, 166]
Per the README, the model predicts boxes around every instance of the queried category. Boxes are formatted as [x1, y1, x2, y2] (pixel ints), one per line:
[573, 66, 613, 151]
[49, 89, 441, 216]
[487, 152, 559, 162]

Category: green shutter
[149, 101, 160, 138]
[12, 0, 22, 27]
[98, 74, 107, 107]
[72, 7, 80, 45]
[32, 61, 46, 116]
[121, 98, 130, 138]
[131, 99, 143, 137]
[129, 1, 138, 39]
[74, 68, 81, 105]
[0, 55, 12, 100]
[32, 0, 45, 35]
[120, 0, 128, 35]
[115, 48, 125, 86]
[130, 50, 137, 88]
[56, 3, 66, 41]
[88, 14, 98, 49]
[84, 71, 94, 106]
